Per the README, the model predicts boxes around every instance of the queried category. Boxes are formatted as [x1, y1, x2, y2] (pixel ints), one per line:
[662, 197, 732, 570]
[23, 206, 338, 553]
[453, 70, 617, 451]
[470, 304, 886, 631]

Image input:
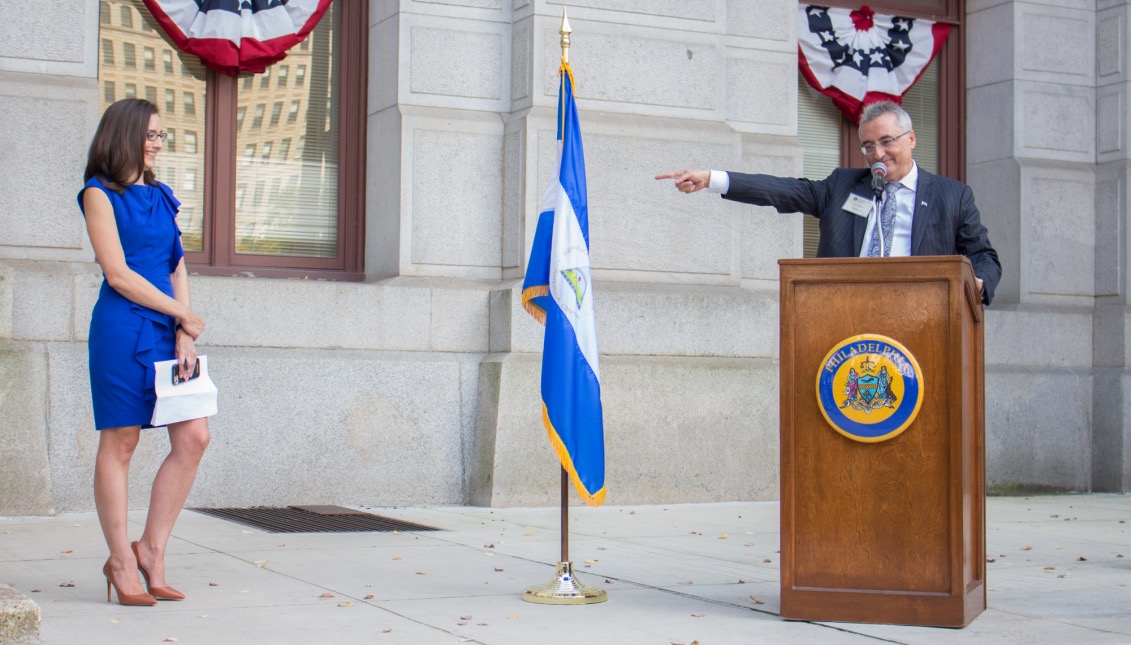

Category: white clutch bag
[151, 355, 218, 427]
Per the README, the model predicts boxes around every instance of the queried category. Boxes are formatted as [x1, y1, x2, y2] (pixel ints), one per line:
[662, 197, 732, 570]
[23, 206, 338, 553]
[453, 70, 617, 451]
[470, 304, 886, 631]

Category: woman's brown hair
[84, 98, 158, 193]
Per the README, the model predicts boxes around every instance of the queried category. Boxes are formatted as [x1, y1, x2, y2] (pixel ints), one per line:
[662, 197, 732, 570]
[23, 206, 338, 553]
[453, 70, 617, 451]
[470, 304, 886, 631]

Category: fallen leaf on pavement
[338, 602, 355, 607]
[762, 559, 772, 563]
[109, 619, 118, 624]
[1022, 546, 1033, 551]
[209, 582, 219, 586]
[382, 628, 392, 633]
[1078, 556, 1087, 561]
[393, 556, 402, 561]
[59, 582, 75, 587]
[691, 613, 705, 617]
[415, 572, 427, 575]
[364, 594, 374, 600]
[319, 592, 336, 598]
[750, 596, 764, 605]
[460, 615, 472, 620]
[162, 638, 178, 643]
[718, 534, 729, 539]
[494, 568, 504, 572]
[507, 613, 520, 619]
[584, 559, 597, 564]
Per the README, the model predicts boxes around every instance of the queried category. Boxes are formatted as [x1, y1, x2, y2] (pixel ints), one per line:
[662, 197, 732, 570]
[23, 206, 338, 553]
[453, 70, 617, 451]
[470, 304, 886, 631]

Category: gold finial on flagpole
[560, 7, 571, 63]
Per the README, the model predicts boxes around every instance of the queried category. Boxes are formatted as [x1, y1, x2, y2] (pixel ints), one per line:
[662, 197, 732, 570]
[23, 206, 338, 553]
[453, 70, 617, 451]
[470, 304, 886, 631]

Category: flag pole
[560, 467, 568, 562]
[521, 10, 606, 605]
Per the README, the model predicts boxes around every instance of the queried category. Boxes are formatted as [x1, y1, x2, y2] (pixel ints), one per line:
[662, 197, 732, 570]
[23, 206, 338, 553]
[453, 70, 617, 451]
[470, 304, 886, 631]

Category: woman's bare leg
[134, 417, 210, 586]
[94, 425, 146, 596]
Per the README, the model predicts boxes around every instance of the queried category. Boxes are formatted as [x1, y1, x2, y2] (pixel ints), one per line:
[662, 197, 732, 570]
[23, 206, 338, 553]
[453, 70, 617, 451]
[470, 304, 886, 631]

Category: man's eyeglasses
[859, 130, 910, 156]
[146, 130, 168, 142]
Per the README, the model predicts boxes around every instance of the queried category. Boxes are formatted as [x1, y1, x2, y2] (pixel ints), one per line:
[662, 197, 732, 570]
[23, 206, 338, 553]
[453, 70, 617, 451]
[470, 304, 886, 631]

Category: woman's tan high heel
[132, 541, 185, 601]
[103, 560, 157, 606]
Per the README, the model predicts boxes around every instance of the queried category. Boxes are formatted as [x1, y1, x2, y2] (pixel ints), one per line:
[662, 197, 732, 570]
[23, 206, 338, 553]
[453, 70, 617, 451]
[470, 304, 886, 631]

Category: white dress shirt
[859, 162, 918, 257]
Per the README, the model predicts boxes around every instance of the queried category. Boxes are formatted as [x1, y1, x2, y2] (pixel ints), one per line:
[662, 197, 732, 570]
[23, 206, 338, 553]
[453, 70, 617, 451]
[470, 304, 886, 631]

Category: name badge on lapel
[842, 193, 873, 218]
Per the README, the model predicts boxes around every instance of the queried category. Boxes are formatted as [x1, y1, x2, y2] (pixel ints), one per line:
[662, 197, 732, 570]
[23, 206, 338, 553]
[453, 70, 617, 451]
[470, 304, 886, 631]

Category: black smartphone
[172, 358, 201, 385]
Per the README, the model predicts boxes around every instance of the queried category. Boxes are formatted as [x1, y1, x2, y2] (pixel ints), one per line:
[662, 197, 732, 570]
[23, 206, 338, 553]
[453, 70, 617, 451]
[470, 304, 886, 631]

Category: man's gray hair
[859, 101, 913, 133]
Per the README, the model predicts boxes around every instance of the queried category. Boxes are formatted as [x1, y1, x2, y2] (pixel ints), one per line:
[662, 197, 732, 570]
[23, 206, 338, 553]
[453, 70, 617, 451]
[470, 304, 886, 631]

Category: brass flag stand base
[521, 467, 608, 605]
[522, 561, 607, 605]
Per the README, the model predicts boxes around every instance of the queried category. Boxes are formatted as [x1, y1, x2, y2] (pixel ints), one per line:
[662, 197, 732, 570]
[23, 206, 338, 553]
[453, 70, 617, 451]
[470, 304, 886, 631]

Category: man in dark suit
[656, 101, 1002, 305]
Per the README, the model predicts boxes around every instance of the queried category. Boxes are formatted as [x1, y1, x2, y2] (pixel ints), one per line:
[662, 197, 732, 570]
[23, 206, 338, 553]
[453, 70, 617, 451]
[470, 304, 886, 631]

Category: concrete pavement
[1, 494, 1128, 644]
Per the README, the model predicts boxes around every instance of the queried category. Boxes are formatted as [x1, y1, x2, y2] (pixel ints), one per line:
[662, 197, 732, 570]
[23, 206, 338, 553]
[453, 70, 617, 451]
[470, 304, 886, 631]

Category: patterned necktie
[867, 182, 900, 257]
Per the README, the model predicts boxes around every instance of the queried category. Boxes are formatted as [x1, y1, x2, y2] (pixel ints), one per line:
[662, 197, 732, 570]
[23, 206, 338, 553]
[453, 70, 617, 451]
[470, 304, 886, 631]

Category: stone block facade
[0, 0, 1127, 515]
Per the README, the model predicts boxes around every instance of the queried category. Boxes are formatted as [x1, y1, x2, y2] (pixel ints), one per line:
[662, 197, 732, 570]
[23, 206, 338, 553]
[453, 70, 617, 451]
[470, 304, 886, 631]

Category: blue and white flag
[522, 62, 605, 507]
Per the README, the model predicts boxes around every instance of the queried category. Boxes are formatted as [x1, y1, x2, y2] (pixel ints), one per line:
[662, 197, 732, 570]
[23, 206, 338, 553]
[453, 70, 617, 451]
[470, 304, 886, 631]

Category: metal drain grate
[191, 505, 442, 533]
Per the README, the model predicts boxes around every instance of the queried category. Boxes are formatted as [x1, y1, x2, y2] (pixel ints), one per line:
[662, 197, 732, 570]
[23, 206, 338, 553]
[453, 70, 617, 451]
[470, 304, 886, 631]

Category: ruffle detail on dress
[131, 304, 175, 407]
[155, 183, 185, 272]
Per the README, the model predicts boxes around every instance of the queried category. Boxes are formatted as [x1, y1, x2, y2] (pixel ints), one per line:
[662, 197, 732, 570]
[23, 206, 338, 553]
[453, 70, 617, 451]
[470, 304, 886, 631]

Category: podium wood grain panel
[778, 257, 985, 628]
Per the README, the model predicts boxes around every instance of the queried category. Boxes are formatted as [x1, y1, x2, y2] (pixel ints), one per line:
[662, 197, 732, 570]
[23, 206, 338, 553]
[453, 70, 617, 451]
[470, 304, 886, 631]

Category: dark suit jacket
[724, 167, 1002, 305]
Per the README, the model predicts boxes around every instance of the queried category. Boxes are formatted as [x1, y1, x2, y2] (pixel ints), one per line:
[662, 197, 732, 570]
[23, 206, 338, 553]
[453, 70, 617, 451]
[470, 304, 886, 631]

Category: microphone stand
[870, 173, 886, 257]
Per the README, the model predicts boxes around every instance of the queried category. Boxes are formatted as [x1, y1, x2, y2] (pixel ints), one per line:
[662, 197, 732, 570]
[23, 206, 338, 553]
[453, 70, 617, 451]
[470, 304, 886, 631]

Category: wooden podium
[778, 256, 986, 628]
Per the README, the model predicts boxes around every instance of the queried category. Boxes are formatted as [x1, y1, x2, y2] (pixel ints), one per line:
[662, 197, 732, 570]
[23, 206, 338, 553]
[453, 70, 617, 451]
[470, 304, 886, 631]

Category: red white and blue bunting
[142, 0, 333, 75]
[798, 4, 950, 123]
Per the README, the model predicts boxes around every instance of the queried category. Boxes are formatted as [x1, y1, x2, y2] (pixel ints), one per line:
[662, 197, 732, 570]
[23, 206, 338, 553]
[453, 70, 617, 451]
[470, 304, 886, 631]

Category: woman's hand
[177, 310, 205, 340]
[175, 327, 198, 382]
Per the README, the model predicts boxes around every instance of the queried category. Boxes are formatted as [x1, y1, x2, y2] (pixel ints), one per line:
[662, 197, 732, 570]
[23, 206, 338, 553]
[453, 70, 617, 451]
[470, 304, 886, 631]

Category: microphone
[870, 162, 887, 198]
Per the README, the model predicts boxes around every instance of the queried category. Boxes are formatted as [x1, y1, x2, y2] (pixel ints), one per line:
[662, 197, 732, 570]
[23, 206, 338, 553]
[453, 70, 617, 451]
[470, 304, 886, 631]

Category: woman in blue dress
[79, 99, 209, 606]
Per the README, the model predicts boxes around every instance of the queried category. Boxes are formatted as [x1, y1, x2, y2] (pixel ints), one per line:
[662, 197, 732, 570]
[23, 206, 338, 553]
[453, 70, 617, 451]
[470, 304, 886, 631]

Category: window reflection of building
[232, 7, 335, 258]
[99, 0, 336, 258]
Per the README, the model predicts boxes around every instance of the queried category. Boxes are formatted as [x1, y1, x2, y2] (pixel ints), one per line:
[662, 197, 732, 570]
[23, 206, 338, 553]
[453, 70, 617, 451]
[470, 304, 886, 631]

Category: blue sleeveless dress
[78, 177, 185, 430]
